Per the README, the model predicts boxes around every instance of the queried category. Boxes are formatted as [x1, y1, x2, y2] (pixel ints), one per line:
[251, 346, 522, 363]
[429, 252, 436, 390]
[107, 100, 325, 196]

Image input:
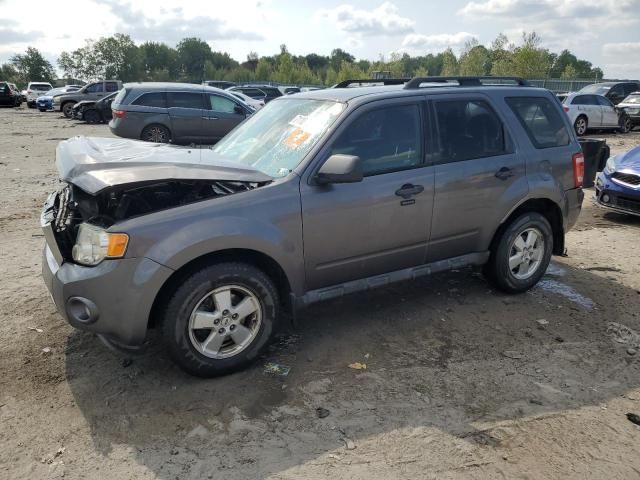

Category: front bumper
[41, 244, 174, 347]
[594, 171, 640, 217]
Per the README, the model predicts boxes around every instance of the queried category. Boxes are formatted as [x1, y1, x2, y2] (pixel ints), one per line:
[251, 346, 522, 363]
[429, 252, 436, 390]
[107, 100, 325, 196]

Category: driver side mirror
[315, 154, 363, 185]
[234, 104, 245, 115]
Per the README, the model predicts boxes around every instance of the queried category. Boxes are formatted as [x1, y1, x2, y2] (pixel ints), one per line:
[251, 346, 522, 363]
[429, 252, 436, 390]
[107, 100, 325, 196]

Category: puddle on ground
[535, 278, 595, 310]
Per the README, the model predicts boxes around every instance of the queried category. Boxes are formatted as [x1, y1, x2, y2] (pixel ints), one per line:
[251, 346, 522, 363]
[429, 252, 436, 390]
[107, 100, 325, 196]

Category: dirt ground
[1, 106, 640, 480]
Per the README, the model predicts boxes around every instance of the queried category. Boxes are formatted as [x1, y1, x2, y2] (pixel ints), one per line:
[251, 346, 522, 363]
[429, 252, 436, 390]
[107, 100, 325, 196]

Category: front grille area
[617, 196, 640, 213]
[612, 171, 640, 186]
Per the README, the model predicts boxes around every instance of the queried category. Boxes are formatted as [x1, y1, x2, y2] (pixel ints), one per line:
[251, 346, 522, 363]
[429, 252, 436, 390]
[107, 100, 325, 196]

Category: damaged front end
[42, 136, 273, 264]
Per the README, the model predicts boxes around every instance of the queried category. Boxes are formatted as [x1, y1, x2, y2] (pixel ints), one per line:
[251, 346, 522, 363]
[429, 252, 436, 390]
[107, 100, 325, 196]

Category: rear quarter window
[132, 92, 167, 108]
[506, 97, 570, 149]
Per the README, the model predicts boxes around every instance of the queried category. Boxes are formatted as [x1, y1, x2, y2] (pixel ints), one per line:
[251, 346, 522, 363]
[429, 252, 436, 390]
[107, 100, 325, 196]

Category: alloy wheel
[575, 118, 587, 135]
[146, 126, 168, 143]
[508, 227, 545, 280]
[188, 285, 262, 359]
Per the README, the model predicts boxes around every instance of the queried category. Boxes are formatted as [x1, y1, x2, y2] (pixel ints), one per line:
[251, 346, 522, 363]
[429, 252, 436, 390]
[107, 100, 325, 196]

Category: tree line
[1, 32, 604, 88]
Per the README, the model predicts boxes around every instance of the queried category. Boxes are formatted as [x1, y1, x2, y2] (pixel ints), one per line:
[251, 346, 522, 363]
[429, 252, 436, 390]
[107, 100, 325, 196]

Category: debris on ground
[628, 348, 637, 356]
[607, 322, 640, 348]
[536, 319, 549, 325]
[502, 351, 523, 360]
[626, 413, 640, 426]
[348, 362, 367, 370]
[316, 407, 330, 419]
[41, 347, 51, 354]
[55, 447, 65, 457]
[264, 362, 290, 376]
[343, 438, 356, 450]
[27, 326, 43, 333]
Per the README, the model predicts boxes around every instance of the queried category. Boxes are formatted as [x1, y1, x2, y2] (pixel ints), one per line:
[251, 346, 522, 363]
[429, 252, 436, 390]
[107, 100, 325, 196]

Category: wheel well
[147, 249, 292, 329]
[575, 114, 588, 123]
[490, 199, 564, 256]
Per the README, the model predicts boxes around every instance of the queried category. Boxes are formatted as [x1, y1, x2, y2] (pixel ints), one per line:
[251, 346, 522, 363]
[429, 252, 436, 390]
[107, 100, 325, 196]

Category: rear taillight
[563, 106, 569, 112]
[112, 109, 126, 118]
[572, 152, 584, 188]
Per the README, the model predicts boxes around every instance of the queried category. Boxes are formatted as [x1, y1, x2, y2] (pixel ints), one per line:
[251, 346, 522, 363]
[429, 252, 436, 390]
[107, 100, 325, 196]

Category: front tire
[161, 262, 279, 377]
[38, 108, 46, 112]
[619, 116, 631, 134]
[484, 212, 553, 293]
[574, 116, 588, 136]
[84, 109, 100, 124]
[141, 124, 171, 143]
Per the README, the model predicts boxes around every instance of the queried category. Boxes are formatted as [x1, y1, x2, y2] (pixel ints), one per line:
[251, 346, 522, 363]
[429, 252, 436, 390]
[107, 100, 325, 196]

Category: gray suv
[41, 76, 585, 377]
[109, 83, 252, 144]
[53, 80, 122, 118]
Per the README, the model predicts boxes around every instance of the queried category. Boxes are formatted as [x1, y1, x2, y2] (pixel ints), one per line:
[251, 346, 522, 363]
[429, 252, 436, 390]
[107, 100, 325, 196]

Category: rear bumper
[564, 187, 584, 232]
[42, 244, 174, 346]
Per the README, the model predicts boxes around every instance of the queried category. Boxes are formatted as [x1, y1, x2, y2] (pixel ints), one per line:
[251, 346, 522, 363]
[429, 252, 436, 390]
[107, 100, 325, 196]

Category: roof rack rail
[403, 76, 529, 89]
[334, 78, 410, 88]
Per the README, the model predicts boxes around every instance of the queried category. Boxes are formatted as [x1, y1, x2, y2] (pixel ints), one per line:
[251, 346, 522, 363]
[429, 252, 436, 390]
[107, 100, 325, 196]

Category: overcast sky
[1, 0, 639, 79]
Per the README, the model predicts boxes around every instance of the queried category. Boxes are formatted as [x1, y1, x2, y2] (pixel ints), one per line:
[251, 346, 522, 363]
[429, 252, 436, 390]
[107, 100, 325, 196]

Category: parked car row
[559, 81, 640, 136]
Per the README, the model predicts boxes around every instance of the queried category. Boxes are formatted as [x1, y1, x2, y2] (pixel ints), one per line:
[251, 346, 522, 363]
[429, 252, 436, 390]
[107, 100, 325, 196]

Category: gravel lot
[1, 106, 640, 480]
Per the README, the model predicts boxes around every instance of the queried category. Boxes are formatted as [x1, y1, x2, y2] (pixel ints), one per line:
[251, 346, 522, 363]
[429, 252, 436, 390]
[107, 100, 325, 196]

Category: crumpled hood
[56, 136, 272, 194]
[615, 145, 640, 172]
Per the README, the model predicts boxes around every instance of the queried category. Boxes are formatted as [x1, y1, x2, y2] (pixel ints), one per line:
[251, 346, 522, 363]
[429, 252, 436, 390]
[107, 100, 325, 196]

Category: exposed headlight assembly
[72, 223, 129, 266]
[604, 156, 617, 175]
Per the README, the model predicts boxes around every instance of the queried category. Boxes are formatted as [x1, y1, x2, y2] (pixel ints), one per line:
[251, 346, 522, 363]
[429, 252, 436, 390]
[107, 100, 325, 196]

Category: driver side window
[329, 104, 422, 177]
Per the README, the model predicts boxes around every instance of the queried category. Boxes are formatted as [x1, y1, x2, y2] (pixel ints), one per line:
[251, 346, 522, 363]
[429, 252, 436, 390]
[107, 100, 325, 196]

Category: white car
[562, 92, 624, 136]
[227, 90, 264, 110]
[26, 82, 53, 107]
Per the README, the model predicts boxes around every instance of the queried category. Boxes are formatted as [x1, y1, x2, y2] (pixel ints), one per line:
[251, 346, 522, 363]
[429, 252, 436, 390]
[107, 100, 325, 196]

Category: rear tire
[484, 212, 553, 294]
[62, 102, 75, 118]
[141, 124, 171, 143]
[574, 116, 588, 136]
[38, 108, 46, 112]
[161, 262, 279, 377]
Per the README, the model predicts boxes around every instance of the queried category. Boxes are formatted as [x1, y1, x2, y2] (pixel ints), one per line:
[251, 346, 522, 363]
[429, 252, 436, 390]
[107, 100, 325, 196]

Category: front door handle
[202, 116, 218, 120]
[395, 183, 424, 199]
[495, 167, 514, 180]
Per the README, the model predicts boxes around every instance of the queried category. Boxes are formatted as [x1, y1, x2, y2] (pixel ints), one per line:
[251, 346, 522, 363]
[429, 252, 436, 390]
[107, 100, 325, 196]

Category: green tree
[330, 48, 355, 71]
[254, 58, 273, 81]
[93, 34, 142, 81]
[459, 39, 490, 76]
[139, 42, 178, 79]
[509, 32, 552, 78]
[11, 47, 56, 83]
[176, 37, 213, 82]
[324, 67, 338, 85]
[0, 63, 20, 86]
[440, 48, 459, 76]
[560, 64, 578, 79]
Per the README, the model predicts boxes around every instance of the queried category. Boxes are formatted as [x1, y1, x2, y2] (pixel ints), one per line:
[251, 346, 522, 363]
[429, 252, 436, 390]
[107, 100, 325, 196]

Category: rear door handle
[495, 167, 514, 180]
[202, 116, 218, 120]
[395, 183, 424, 199]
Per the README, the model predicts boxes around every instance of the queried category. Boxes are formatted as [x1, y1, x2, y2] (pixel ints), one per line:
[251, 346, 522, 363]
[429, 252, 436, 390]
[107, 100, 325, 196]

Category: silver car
[562, 92, 625, 136]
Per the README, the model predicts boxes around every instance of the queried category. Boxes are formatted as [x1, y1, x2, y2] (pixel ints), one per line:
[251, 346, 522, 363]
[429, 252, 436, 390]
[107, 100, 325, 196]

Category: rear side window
[106, 82, 119, 92]
[329, 104, 422, 177]
[85, 83, 104, 93]
[112, 88, 128, 105]
[167, 92, 203, 109]
[506, 97, 570, 149]
[433, 100, 507, 163]
[132, 92, 167, 108]
[596, 96, 613, 107]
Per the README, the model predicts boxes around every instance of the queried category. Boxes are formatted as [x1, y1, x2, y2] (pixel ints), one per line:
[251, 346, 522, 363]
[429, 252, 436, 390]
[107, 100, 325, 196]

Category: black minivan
[109, 83, 253, 144]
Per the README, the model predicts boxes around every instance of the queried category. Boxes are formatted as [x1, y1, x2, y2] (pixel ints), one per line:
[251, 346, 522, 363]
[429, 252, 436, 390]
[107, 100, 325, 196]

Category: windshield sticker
[283, 128, 311, 148]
